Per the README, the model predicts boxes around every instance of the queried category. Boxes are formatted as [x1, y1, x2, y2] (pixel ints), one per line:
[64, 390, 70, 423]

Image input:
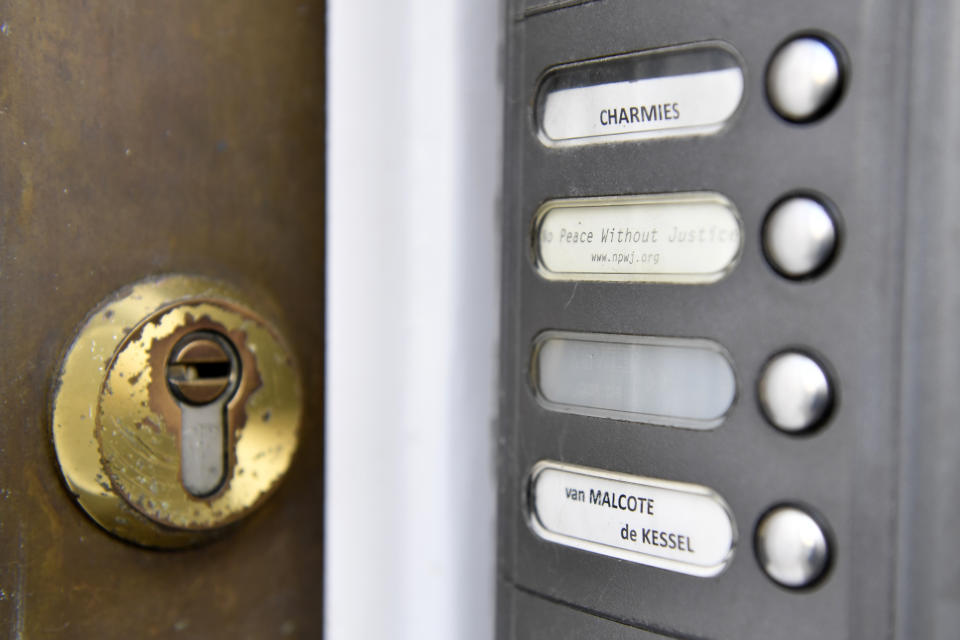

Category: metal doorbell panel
[497, 0, 960, 638]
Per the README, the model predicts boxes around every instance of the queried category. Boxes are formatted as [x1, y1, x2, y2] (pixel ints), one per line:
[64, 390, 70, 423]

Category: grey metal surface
[518, 0, 599, 18]
[896, 0, 960, 638]
[497, 0, 928, 638]
[504, 584, 692, 639]
[179, 401, 230, 497]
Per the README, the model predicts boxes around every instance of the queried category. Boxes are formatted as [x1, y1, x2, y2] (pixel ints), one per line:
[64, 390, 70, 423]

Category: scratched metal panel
[496, 0, 925, 638]
[518, 0, 599, 18]
[0, 1, 324, 637]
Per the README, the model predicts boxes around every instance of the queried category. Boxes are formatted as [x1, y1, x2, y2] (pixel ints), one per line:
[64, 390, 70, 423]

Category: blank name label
[533, 332, 736, 429]
[534, 193, 742, 284]
[529, 461, 736, 577]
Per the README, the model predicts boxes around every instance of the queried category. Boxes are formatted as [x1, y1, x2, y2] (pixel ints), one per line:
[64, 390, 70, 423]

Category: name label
[533, 331, 736, 429]
[534, 193, 742, 284]
[529, 462, 737, 577]
[537, 45, 744, 145]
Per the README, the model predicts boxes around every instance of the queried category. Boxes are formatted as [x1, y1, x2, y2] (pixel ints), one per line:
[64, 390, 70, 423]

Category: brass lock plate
[52, 275, 303, 548]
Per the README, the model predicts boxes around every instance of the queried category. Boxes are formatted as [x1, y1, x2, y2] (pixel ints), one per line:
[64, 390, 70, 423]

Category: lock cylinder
[51, 275, 304, 548]
[165, 331, 242, 498]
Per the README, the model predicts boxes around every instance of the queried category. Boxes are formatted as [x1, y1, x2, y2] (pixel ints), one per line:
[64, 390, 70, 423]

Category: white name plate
[533, 332, 736, 429]
[529, 461, 737, 577]
[533, 193, 742, 284]
[537, 44, 744, 145]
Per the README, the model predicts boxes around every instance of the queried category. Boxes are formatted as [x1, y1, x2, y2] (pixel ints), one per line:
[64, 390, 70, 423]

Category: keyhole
[166, 331, 241, 497]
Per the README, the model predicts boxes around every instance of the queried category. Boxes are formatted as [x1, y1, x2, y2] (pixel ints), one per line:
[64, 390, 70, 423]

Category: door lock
[52, 275, 303, 548]
[166, 331, 242, 498]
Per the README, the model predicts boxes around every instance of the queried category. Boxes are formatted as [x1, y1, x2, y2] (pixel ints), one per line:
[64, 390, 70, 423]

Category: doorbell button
[766, 35, 844, 123]
[755, 505, 831, 588]
[762, 195, 838, 279]
[758, 351, 833, 433]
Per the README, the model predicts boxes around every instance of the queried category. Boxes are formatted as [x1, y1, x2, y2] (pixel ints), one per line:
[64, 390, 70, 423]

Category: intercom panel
[497, 0, 960, 638]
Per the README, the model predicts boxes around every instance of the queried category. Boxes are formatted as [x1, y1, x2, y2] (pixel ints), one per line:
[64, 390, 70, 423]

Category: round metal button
[755, 505, 830, 588]
[763, 196, 837, 279]
[766, 36, 843, 122]
[758, 351, 833, 433]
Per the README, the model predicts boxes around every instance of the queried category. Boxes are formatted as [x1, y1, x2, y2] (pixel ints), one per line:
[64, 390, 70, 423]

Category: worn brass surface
[52, 276, 303, 546]
[0, 1, 324, 636]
